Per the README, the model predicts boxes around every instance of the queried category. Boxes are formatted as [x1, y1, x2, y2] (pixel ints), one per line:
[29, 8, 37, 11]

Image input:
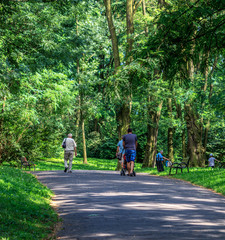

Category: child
[208, 153, 220, 168]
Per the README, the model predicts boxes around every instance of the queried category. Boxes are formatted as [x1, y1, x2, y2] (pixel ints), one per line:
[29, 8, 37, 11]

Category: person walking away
[208, 153, 220, 169]
[123, 128, 137, 177]
[62, 133, 77, 173]
[116, 136, 125, 166]
[156, 150, 169, 172]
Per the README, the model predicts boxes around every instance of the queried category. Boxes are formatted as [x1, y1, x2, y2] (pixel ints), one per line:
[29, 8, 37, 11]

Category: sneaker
[64, 167, 68, 173]
[130, 173, 134, 177]
[68, 170, 72, 173]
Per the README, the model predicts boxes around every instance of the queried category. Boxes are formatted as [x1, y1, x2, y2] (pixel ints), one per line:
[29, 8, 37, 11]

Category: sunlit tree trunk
[103, 0, 120, 70]
[142, 0, 148, 35]
[104, 0, 124, 170]
[74, 59, 81, 141]
[104, 0, 142, 169]
[104, 0, 134, 137]
[142, 0, 166, 168]
[126, 0, 134, 63]
[116, 0, 135, 140]
[81, 109, 87, 164]
[75, 18, 87, 164]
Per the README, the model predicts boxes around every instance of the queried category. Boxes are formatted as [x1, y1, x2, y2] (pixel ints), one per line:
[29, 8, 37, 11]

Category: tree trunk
[201, 50, 210, 155]
[142, 0, 148, 35]
[142, 98, 163, 168]
[115, 100, 131, 171]
[182, 129, 186, 159]
[75, 59, 81, 141]
[81, 110, 87, 164]
[116, 100, 132, 139]
[103, 0, 120, 70]
[74, 18, 81, 144]
[167, 98, 174, 161]
[185, 104, 205, 166]
[175, 101, 187, 159]
[126, 0, 134, 64]
[185, 53, 206, 166]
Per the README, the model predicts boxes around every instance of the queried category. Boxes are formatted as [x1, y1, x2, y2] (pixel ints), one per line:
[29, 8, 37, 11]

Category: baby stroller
[120, 154, 136, 176]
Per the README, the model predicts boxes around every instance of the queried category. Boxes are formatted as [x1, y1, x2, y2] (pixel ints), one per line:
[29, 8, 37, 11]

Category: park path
[34, 170, 225, 240]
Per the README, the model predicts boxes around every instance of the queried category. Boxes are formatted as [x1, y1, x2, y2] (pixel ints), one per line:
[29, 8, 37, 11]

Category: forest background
[0, 0, 225, 168]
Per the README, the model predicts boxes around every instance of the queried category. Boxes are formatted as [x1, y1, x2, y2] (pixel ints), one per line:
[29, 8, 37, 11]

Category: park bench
[169, 158, 190, 175]
[20, 157, 35, 171]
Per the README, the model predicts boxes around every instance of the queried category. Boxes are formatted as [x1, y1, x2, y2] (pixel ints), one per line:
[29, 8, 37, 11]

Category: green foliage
[0, 166, 57, 240]
[0, 0, 225, 167]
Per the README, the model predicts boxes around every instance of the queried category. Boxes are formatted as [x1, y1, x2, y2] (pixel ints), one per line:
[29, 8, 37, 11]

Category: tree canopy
[0, 0, 225, 167]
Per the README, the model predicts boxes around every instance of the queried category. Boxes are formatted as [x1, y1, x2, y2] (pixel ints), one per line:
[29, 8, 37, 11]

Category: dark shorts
[125, 150, 136, 162]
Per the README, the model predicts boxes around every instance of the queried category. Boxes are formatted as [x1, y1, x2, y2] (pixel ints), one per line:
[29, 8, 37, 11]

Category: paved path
[34, 170, 225, 240]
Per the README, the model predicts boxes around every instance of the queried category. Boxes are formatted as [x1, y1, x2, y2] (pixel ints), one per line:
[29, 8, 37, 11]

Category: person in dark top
[123, 128, 138, 177]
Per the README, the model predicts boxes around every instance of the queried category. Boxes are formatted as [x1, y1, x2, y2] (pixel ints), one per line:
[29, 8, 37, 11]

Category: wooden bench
[169, 158, 190, 175]
[21, 157, 35, 171]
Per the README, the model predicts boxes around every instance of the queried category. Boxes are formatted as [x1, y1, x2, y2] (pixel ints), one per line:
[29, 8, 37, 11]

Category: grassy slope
[0, 166, 58, 240]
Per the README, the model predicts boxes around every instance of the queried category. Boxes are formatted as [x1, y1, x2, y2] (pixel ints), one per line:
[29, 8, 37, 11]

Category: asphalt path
[34, 170, 225, 240]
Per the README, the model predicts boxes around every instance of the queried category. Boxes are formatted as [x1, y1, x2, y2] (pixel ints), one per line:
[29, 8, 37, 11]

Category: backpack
[62, 138, 67, 148]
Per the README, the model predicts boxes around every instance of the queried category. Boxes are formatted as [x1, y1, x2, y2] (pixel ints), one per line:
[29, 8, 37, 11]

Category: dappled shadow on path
[35, 171, 225, 240]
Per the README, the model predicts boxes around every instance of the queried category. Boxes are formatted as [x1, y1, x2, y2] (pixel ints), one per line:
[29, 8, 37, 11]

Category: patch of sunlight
[172, 196, 220, 203]
[122, 202, 197, 210]
[91, 191, 161, 197]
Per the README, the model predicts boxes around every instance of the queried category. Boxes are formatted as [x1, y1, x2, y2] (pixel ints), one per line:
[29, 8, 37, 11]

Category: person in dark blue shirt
[123, 128, 138, 177]
[156, 150, 169, 172]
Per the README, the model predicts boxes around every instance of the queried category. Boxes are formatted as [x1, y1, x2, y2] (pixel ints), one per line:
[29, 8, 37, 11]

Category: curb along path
[34, 170, 225, 240]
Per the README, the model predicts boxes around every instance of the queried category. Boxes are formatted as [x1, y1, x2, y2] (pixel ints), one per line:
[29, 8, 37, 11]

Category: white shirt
[208, 157, 215, 167]
[62, 138, 77, 151]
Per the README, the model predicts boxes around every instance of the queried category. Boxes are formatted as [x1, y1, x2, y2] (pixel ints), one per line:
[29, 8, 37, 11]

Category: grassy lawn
[0, 166, 58, 240]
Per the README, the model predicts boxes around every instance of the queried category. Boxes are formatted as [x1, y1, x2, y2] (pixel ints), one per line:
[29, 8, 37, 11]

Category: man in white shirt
[62, 133, 77, 173]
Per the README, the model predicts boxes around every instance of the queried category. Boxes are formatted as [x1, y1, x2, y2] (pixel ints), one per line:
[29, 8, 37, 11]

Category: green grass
[0, 166, 58, 240]
[34, 157, 118, 171]
[27, 157, 165, 173]
[169, 167, 225, 196]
